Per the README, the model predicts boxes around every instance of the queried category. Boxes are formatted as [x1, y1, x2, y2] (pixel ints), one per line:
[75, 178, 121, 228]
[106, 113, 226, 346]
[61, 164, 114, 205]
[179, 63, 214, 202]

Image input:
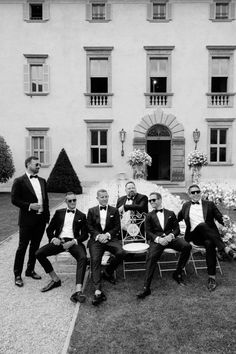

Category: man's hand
[165, 233, 174, 243]
[51, 238, 61, 246]
[158, 236, 169, 246]
[29, 203, 42, 211]
[118, 205, 124, 214]
[63, 240, 75, 250]
[97, 234, 109, 243]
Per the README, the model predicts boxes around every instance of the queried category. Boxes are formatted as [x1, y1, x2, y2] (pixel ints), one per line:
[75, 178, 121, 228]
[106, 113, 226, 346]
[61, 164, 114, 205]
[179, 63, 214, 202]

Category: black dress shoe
[136, 287, 151, 299]
[172, 272, 186, 286]
[70, 291, 86, 304]
[102, 271, 116, 284]
[25, 270, 42, 280]
[92, 292, 107, 306]
[15, 276, 24, 287]
[41, 280, 61, 292]
[207, 278, 217, 292]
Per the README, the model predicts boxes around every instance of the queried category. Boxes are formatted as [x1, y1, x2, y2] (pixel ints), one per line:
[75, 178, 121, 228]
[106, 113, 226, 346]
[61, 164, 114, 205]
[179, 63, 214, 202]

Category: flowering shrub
[187, 150, 208, 168]
[217, 218, 236, 250]
[127, 149, 152, 167]
[200, 181, 236, 208]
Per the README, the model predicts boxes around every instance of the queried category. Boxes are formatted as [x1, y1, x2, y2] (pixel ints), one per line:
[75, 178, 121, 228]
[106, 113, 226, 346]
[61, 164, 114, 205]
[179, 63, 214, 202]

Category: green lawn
[68, 261, 236, 354]
[0, 192, 63, 243]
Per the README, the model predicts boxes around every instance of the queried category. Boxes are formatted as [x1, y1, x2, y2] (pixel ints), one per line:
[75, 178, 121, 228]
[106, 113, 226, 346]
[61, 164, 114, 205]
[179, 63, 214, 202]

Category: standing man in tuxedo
[116, 181, 148, 216]
[87, 189, 124, 306]
[11, 156, 50, 287]
[178, 184, 235, 292]
[137, 192, 191, 299]
[36, 192, 88, 303]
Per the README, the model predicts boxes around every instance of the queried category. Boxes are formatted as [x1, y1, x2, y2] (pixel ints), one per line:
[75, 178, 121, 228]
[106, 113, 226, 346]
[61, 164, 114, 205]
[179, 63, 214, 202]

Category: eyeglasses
[149, 199, 157, 203]
[190, 190, 200, 195]
[35, 163, 41, 167]
[67, 199, 76, 203]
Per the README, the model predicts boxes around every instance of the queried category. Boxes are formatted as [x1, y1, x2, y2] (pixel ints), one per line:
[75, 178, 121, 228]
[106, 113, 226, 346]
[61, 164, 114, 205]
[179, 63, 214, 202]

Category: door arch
[146, 124, 171, 180]
[133, 108, 185, 182]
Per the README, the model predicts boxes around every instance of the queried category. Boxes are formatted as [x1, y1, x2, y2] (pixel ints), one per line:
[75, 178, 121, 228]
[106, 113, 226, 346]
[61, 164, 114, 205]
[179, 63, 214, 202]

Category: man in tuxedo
[178, 184, 235, 291]
[137, 192, 191, 299]
[11, 156, 50, 287]
[116, 181, 148, 216]
[36, 192, 88, 303]
[87, 189, 124, 306]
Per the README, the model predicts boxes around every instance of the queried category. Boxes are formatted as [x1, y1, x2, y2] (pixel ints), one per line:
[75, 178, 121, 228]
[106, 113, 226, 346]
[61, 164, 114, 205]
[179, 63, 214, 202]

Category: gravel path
[0, 195, 89, 354]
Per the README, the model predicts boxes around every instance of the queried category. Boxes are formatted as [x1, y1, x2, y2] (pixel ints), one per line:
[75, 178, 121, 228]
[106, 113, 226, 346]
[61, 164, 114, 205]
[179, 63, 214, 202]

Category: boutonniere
[76, 219, 81, 223]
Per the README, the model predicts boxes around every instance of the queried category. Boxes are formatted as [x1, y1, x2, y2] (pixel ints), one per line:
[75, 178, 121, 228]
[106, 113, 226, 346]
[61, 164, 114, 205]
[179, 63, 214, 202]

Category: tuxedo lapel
[38, 177, 45, 201]
[58, 209, 67, 234]
[202, 200, 208, 220]
[23, 174, 36, 197]
[153, 211, 163, 230]
[163, 209, 169, 230]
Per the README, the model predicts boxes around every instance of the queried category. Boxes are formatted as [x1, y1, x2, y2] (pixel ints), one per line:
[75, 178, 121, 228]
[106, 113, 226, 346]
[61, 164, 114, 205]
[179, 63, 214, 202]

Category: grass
[0, 192, 63, 243]
[68, 261, 236, 354]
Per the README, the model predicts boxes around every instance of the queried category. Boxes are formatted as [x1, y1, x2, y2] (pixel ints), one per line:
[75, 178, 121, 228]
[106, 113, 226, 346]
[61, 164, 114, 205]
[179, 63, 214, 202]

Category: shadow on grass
[68, 261, 236, 354]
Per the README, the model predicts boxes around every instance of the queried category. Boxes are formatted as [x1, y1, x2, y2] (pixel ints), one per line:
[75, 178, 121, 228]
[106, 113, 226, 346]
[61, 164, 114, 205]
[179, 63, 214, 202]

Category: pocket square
[77, 219, 81, 222]
[110, 215, 114, 218]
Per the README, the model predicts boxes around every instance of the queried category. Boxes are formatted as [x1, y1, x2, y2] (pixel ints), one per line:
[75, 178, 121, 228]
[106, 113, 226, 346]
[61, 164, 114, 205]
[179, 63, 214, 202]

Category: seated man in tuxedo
[137, 192, 191, 299]
[178, 184, 235, 292]
[87, 189, 124, 306]
[116, 181, 148, 217]
[36, 192, 88, 303]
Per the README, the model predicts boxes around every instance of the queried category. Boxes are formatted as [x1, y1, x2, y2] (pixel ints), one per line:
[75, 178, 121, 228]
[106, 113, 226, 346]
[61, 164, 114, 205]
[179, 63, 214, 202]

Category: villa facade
[0, 0, 236, 190]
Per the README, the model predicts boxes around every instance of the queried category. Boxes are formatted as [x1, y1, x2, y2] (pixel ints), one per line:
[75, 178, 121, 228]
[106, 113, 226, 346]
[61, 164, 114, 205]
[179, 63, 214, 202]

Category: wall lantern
[193, 128, 200, 150]
[119, 128, 126, 156]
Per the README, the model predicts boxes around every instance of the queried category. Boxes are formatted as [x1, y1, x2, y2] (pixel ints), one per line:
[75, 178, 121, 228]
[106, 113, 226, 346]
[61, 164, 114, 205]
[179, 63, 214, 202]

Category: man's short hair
[188, 184, 201, 193]
[97, 189, 108, 196]
[25, 156, 39, 168]
[65, 191, 75, 197]
[125, 181, 135, 188]
[149, 192, 162, 199]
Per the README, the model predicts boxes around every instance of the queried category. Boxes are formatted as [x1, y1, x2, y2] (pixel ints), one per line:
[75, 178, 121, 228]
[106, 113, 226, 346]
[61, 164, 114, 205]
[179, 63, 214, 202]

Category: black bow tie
[127, 197, 134, 200]
[30, 175, 38, 179]
[156, 209, 163, 213]
[100, 206, 107, 211]
[67, 209, 75, 213]
[191, 201, 200, 205]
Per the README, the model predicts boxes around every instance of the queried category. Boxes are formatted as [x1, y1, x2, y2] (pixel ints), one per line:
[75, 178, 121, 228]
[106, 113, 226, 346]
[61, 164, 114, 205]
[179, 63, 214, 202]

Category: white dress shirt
[26, 171, 43, 212]
[99, 206, 107, 231]
[60, 210, 75, 239]
[189, 201, 204, 231]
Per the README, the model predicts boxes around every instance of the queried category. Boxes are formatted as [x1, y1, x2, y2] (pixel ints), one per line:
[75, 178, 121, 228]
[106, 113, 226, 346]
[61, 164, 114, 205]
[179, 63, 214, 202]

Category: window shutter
[166, 3, 172, 20]
[106, 3, 111, 20]
[171, 138, 185, 182]
[23, 2, 29, 21]
[25, 137, 31, 158]
[230, 2, 235, 19]
[147, 3, 152, 20]
[86, 4, 91, 20]
[24, 64, 30, 94]
[42, 64, 49, 93]
[43, 1, 50, 20]
[44, 136, 51, 165]
[209, 3, 215, 19]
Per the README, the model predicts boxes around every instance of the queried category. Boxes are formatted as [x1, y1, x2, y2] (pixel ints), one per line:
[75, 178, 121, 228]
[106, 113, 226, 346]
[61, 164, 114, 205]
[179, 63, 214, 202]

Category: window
[23, 54, 49, 96]
[206, 46, 236, 107]
[23, 0, 50, 22]
[210, 1, 235, 21]
[144, 46, 174, 107]
[84, 47, 113, 107]
[206, 118, 235, 164]
[84, 119, 113, 166]
[147, 1, 171, 22]
[26, 128, 51, 166]
[86, 1, 111, 22]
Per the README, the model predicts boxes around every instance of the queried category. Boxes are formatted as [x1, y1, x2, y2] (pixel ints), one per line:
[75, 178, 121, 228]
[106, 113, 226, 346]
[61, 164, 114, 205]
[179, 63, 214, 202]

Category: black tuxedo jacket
[178, 199, 224, 242]
[116, 193, 148, 214]
[87, 205, 121, 241]
[11, 173, 50, 226]
[145, 209, 180, 242]
[46, 208, 88, 243]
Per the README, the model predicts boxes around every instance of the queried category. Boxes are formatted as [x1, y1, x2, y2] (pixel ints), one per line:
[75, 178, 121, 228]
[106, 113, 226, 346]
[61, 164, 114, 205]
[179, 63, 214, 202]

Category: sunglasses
[190, 190, 200, 195]
[35, 163, 41, 167]
[149, 199, 159, 203]
[67, 199, 76, 203]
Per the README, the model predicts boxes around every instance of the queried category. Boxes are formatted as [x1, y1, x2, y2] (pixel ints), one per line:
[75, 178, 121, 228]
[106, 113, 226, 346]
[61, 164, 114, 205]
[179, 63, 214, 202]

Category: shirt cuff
[154, 236, 159, 243]
[51, 237, 56, 243]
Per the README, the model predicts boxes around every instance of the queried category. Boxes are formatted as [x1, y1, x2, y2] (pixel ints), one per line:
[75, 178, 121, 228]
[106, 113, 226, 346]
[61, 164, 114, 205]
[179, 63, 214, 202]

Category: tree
[0, 136, 15, 183]
[47, 148, 82, 194]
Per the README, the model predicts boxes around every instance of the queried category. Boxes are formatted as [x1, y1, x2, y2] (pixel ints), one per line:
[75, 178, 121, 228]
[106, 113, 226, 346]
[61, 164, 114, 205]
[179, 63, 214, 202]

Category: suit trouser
[190, 222, 225, 276]
[36, 242, 87, 284]
[144, 237, 192, 289]
[13, 217, 46, 277]
[89, 239, 124, 290]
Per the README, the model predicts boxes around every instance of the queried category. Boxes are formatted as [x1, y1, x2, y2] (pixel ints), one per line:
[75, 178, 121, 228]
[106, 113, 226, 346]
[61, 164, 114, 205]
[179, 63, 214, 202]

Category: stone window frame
[209, 0, 235, 22]
[86, 0, 111, 22]
[23, 0, 50, 22]
[25, 127, 51, 167]
[147, 0, 172, 23]
[23, 54, 49, 96]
